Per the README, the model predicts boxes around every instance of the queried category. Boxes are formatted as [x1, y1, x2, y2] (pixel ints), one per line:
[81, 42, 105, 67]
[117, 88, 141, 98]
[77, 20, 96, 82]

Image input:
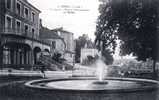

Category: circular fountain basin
[24, 77, 159, 100]
[25, 77, 159, 93]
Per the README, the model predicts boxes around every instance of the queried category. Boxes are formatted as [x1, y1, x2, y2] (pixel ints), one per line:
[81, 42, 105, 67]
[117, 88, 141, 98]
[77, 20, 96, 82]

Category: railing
[39, 56, 62, 71]
[39, 55, 63, 70]
[0, 28, 51, 45]
[39, 55, 73, 70]
[1, 64, 33, 70]
[1, 28, 27, 36]
[63, 62, 74, 70]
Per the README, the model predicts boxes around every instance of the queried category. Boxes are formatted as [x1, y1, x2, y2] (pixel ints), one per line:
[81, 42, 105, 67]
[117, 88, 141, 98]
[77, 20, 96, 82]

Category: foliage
[75, 34, 94, 63]
[95, 0, 159, 72]
[95, 0, 118, 54]
[52, 52, 62, 63]
[102, 49, 114, 65]
[82, 55, 99, 65]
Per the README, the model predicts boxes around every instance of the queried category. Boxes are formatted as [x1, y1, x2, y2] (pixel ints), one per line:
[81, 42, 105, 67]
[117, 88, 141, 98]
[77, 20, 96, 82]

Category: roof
[51, 27, 74, 35]
[84, 40, 96, 49]
[40, 27, 62, 39]
[65, 50, 75, 54]
[21, 0, 41, 13]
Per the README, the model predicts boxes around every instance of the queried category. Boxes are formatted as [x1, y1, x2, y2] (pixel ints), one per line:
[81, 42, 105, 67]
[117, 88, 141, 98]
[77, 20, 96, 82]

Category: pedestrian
[40, 64, 46, 78]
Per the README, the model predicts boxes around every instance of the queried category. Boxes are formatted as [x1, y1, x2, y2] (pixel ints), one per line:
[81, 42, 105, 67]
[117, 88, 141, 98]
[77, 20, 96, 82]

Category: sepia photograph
[0, 0, 159, 100]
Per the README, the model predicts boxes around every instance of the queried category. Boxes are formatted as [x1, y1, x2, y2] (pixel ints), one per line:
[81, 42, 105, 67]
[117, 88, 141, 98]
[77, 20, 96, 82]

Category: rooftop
[51, 27, 74, 35]
[22, 0, 41, 13]
[40, 27, 62, 39]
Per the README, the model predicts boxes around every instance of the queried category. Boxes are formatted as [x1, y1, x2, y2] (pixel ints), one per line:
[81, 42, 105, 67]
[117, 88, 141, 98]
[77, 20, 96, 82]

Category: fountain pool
[25, 77, 159, 92]
[24, 58, 159, 100]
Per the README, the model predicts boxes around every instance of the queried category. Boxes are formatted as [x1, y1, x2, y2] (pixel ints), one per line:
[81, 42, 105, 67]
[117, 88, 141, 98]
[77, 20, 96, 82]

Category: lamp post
[0, 10, 4, 69]
[31, 30, 34, 70]
[0, 31, 2, 69]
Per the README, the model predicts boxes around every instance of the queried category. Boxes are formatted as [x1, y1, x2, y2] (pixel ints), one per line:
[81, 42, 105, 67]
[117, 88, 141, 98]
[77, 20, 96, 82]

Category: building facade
[40, 27, 66, 57]
[0, 0, 51, 69]
[52, 28, 75, 65]
[80, 41, 99, 64]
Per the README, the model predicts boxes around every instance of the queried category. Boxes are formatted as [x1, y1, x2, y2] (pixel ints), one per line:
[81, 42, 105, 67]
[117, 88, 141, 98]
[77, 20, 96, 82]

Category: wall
[3, 0, 40, 39]
[80, 48, 99, 64]
[0, 0, 5, 31]
[47, 38, 65, 55]
[25, 39, 50, 51]
[60, 31, 74, 52]
[57, 30, 75, 64]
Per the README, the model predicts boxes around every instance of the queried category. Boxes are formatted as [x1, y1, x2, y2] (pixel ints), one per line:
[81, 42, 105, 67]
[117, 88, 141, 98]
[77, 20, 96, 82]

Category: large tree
[95, 0, 159, 74]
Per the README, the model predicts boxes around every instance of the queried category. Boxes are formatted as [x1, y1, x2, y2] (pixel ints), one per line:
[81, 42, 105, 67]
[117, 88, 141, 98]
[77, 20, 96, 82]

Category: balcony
[0, 28, 51, 46]
[2, 28, 27, 36]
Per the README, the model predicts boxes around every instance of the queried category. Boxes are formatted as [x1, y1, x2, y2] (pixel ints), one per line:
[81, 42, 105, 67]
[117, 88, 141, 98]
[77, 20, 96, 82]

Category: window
[16, 20, 21, 33]
[52, 41, 56, 49]
[6, 16, 12, 28]
[31, 12, 35, 22]
[16, 1, 21, 15]
[24, 7, 29, 18]
[6, 0, 12, 9]
[24, 25, 29, 35]
[5, 15, 12, 32]
[32, 28, 35, 38]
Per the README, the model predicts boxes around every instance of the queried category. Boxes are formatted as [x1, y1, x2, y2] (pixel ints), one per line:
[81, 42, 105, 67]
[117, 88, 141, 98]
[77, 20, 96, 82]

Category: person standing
[40, 64, 46, 78]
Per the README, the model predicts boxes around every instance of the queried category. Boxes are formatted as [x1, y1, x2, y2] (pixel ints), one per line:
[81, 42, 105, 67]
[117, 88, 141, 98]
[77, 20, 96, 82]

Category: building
[0, 0, 51, 69]
[40, 27, 66, 57]
[52, 28, 75, 65]
[80, 41, 99, 64]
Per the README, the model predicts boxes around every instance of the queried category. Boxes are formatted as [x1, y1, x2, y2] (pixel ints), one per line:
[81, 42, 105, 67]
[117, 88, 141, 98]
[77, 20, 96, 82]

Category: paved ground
[1, 64, 159, 100]
[0, 64, 96, 78]
[0, 70, 73, 78]
[0, 63, 158, 80]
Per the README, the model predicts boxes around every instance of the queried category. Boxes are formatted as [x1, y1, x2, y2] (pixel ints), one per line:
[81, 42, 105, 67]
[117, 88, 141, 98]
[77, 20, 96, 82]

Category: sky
[28, 0, 100, 40]
[28, 0, 135, 59]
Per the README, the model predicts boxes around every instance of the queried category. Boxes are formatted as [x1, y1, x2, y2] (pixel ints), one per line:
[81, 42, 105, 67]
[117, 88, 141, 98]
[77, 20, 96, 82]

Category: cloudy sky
[28, 0, 100, 40]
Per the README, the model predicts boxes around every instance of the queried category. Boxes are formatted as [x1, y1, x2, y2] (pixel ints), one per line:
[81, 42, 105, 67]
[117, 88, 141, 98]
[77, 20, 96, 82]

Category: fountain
[93, 57, 108, 85]
[25, 55, 159, 100]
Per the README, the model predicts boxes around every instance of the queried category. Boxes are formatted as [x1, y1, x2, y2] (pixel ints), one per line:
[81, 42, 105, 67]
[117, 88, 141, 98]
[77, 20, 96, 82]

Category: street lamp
[0, 30, 2, 69]
[31, 29, 34, 70]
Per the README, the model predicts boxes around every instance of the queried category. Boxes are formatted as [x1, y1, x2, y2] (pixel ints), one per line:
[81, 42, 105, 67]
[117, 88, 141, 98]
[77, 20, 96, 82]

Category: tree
[52, 52, 62, 63]
[95, 0, 159, 74]
[95, 1, 118, 65]
[95, 0, 120, 50]
[75, 34, 93, 63]
[102, 49, 114, 65]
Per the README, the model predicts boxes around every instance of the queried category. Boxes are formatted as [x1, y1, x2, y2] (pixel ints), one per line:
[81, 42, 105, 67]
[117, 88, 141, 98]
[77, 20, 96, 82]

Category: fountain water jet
[94, 57, 108, 84]
[96, 59, 106, 81]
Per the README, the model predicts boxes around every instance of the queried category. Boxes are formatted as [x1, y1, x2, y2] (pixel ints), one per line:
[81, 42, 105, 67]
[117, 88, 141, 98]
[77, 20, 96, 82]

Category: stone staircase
[38, 55, 73, 71]
[39, 55, 61, 71]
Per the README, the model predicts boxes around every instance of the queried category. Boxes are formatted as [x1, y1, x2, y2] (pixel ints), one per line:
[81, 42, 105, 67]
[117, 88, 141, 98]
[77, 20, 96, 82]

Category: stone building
[40, 27, 66, 57]
[52, 28, 75, 65]
[0, 0, 51, 69]
[80, 40, 99, 64]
